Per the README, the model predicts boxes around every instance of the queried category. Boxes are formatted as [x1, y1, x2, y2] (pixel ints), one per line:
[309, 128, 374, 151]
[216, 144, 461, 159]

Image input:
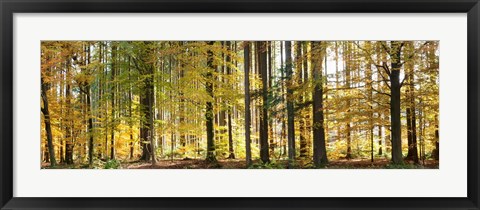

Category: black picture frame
[1, 0, 479, 209]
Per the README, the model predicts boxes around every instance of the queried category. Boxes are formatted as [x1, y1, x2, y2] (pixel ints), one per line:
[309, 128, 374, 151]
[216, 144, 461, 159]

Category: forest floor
[124, 158, 439, 169]
[42, 158, 439, 169]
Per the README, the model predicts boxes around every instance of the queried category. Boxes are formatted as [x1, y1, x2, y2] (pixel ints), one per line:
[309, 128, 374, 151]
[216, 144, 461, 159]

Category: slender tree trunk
[128, 57, 134, 159]
[344, 42, 352, 159]
[405, 42, 419, 164]
[280, 41, 287, 158]
[84, 43, 94, 167]
[205, 41, 217, 163]
[365, 42, 374, 163]
[65, 59, 74, 165]
[41, 77, 56, 167]
[257, 41, 270, 163]
[303, 42, 312, 157]
[267, 41, 275, 156]
[86, 85, 94, 167]
[225, 41, 235, 159]
[296, 42, 307, 158]
[378, 124, 383, 156]
[110, 43, 116, 160]
[311, 41, 328, 167]
[244, 41, 252, 167]
[285, 41, 295, 167]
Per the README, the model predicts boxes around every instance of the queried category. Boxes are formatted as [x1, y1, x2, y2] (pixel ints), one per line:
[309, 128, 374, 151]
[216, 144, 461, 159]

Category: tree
[131, 41, 156, 163]
[205, 41, 217, 163]
[110, 43, 117, 160]
[388, 41, 403, 164]
[404, 41, 419, 164]
[257, 41, 270, 163]
[40, 40, 439, 169]
[226, 41, 235, 159]
[244, 41, 252, 167]
[311, 41, 328, 167]
[41, 66, 56, 166]
[285, 41, 295, 167]
[64, 55, 74, 165]
[296, 42, 307, 158]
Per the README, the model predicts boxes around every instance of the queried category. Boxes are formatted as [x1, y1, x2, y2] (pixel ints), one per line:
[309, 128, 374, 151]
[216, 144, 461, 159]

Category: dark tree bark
[244, 41, 252, 167]
[136, 42, 155, 163]
[41, 76, 56, 167]
[205, 41, 217, 163]
[86, 44, 94, 167]
[85, 84, 94, 166]
[405, 42, 419, 164]
[65, 58, 74, 165]
[285, 41, 295, 167]
[225, 41, 235, 159]
[389, 41, 403, 164]
[378, 124, 383, 156]
[311, 41, 328, 167]
[257, 41, 270, 163]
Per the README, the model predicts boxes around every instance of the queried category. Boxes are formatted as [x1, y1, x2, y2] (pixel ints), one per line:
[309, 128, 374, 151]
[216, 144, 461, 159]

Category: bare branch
[372, 87, 391, 97]
[376, 68, 391, 90]
[380, 41, 390, 54]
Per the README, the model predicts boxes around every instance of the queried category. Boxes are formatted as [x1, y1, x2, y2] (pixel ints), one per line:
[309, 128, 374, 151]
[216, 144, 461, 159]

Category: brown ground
[41, 158, 439, 169]
[124, 158, 439, 169]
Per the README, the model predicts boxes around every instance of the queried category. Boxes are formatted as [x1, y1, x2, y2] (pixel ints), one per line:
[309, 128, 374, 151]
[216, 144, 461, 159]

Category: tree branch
[372, 87, 391, 97]
[380, 41, 390, 54]
[376, 68, 391, 89]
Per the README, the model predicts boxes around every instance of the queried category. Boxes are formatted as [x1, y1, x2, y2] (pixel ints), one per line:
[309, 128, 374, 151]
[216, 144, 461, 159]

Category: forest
[41, 41, 439, 169]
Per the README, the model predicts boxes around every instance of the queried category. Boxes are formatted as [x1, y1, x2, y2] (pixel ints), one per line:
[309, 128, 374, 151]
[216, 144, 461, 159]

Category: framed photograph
[1, 0, 479, 209]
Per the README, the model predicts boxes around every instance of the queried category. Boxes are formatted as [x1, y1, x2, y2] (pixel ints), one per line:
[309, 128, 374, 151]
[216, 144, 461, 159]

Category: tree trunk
[378, 113, 383, 156]
[311, 41, 328, 167]
[41, 77, 56, 167]
[86, 85, 94, 166]
[257, 41, 270, 163]
[365, 42, 374, 163]
[434, 116, 439, 160]
[280, 41, 287, 158]
[267, 41, 275, 156]
[405, 42, 419, 164]
[244, 41, 252, 167]
[344, 42, 352, 159]
[205, 41, 217, 163]
[296, 42, 307, 158]
[139, 42, 155, 162]
[110, 43, 116, 160]
[390, 41, 403, 164]
[65, 59, 74, 165]
[303, 41, 312, 157]
[285, 41, 295, 167]
[128, 57, 134, 159]
[226, 41, 235, 159]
